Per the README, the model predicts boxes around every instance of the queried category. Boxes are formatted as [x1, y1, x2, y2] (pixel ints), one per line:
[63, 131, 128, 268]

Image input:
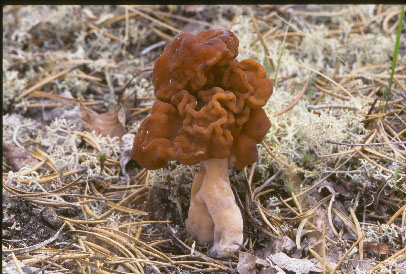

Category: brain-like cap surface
[130, 30, 273, 170]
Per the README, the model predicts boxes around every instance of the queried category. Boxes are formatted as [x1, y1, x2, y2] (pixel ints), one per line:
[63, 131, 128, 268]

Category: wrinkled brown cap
[130, 30, 273, 170]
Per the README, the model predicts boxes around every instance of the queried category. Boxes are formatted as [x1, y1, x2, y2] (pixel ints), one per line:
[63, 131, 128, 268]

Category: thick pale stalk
[185, 163, 214, 243]
[186, 158, 243, 257]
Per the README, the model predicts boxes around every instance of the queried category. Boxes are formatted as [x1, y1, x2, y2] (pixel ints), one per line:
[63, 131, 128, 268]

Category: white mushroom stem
[186, 158, 243, 258]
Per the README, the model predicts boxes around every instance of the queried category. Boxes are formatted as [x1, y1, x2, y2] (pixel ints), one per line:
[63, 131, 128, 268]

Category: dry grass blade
[87, 228, 147, 272]
[273, 24, 289, 89]
[349, 207, 364, 260]
[3, 182, 33, 195]
[263, 197, 338, 254]
[151, 25, 173, 41]
[356, 150, 406, 177]
[368, 247, 406, 272]
[68, 69, 103, 82]
[118, 220, 171, 228]
[50, 174, 85, 193]
[382, 9, 403, 34]
[273, 81, 308, 117]
[21, 253, 99, 266]
[274, 13, 345, 65]
[248, 7, 275, 73]
[296, 217, 309, 249]
[70, 131, 101, 151]
[17, 68, 71, 100]
[35, 145, 58, 172]
[308, 104, 359, 111]
[291, 191, 303, 214]
[19, 157, 48, 176]
[173, 260, 229, 270]
[70, 230, 142, 273]
[166, 226, 229, 270]
[105, 201, 148, 215]
[378, 120, 405, 160]
[261, 141, 314, 174]
[11, 253, 24, 274]
[127, 6, 181, 34]
[98, 186, 148, 219]
[31, 91, 99, 104]
[75, 258, 131, 274]
[359, 147, 406, 167]
[4, 169, 80, 185]
[292, 62, 354, 100]
[255, 201, 280, 235]
[321, 129, 377, 158]
[27, 148, 57, 173]
[331, 236, 367, 274]
[288, 7, 352, 17]
[333, 208, 357, 236]
[314, 84, 350, 101]
[96, 227, 173, 263]
[57, 216, 108, 224]
[327, 195, 341, 240]
[386, 204, 406, 226]
[16, 102, 65, 109]
[130, 106, 152, 117]
[308, 248, 335, 273]
[138, 6, 214, 29]
[98, 11, 139, 27]
[30, 241, 76, 273]
[85, 21, 120, 41]
[246, 162, 256, 201]
[83, 241, 113, 259]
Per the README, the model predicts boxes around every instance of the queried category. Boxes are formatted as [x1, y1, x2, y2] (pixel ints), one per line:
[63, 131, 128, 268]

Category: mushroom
[130, 30, 273, 257]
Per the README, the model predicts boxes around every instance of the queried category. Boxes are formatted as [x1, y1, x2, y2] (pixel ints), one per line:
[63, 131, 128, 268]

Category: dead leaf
[3, 143, 40, 171]
[237, 252, 257, 274]
[80, 104, 127, 138]
[269, 252, 322, 274]
[364, 241, 392, 255]
[3, 260, 40, 274]
[237, 252, 273, 274]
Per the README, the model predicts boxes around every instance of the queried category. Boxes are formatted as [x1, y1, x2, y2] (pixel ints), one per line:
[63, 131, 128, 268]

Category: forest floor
[2, 5, 406, 274]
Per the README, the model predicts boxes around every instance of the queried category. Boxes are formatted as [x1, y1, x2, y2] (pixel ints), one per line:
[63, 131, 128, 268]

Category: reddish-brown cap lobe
[131, 30, 273, 170]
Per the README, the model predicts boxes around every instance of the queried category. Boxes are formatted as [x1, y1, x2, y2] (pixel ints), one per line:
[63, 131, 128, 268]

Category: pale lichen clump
[260, 90, 369, 172]
[225, 10, 390, 186]
[3, 114, 39, 148]
[37, 118, 81, 170]
[5, 170, 42, 194]
[230, 15, 260, 61]
[93, 133, 122, 159]
[3, 114, 125, 194]
[7, 6, 53, 44]
[2, 68, 28, 111]
[2, 60, 40, 112]
[352, 33, 401, 64]
[365, 224, 402, 249]
[134, 78, 155, 100]
[54, 77, 89, 98]
[299, 25, 346, 73]
[47, 5, 82, 34]
[40, 118, 123, 181]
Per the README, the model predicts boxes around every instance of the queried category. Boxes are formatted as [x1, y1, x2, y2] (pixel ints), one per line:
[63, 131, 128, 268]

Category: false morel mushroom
[130, 29, 273, 257]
